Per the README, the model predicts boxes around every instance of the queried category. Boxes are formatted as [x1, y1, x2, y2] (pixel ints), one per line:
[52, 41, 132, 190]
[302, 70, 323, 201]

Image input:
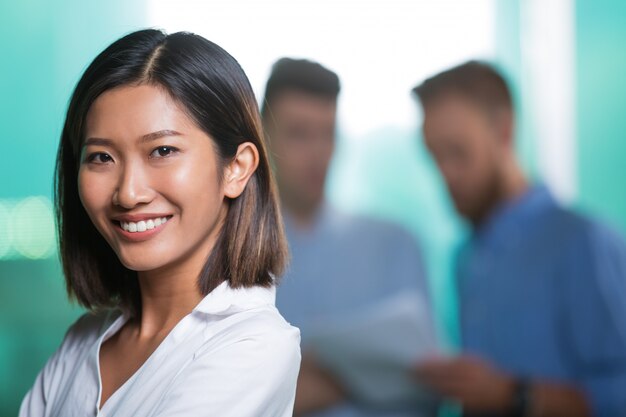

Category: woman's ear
[223, 142, 260, 199]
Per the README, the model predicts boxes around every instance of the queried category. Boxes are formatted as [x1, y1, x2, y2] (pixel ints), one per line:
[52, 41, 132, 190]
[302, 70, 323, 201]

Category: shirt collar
[193, 281, 276, 316]
[473, 184, 558, 247]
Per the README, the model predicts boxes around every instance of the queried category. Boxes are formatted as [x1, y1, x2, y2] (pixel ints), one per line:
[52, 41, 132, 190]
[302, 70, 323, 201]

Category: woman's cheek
[78, 171, 95, 212]
[165, 158, 219, 196]
[79, 170, 111, 215]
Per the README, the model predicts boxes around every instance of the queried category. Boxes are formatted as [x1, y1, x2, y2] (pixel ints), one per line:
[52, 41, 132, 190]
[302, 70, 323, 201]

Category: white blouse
[20, 282, 301, 417]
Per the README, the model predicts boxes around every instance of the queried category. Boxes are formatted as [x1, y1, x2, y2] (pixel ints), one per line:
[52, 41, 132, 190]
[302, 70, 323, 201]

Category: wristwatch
[511, 378, 533, 417]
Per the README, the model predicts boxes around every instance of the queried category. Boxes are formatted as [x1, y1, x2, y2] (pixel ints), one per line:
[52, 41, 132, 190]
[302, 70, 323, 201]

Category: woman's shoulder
[187, 305, 301, 387]
[235, 304, 300, 341]
[194, 282, 299, 339]
[193, 290, 300, 360]
[213, 304, 298, 343]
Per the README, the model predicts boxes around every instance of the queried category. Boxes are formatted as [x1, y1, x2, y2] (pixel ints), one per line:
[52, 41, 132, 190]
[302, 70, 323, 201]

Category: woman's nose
[112, 163, 155, 209]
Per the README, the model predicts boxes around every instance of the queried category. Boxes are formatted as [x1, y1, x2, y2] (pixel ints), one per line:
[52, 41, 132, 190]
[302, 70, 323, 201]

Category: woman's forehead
[84, 84, 197, 142]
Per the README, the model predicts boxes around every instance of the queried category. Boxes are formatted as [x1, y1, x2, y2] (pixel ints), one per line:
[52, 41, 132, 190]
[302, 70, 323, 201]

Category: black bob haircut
[56, 29, 288, 315]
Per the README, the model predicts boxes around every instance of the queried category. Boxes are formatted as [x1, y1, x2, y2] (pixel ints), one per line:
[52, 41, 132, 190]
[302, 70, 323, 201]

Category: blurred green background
[1, 1, 624, 415]
[0, 1, 147, 415]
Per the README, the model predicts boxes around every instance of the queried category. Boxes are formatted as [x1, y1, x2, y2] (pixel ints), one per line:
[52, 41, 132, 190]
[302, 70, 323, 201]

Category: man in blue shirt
[263, 58, 435, 417]
[412, 61, 626, 417]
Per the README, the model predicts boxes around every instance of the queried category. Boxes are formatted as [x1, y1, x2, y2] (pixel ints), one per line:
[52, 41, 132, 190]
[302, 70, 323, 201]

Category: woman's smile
[110, 213, 174, 242]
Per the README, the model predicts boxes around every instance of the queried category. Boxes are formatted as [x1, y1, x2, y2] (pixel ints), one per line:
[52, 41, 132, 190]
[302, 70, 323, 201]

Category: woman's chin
[116, 254, 167, 273]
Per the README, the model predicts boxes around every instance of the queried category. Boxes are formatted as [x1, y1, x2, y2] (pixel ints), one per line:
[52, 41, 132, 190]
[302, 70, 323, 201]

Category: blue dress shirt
[458, 185, 626, 416]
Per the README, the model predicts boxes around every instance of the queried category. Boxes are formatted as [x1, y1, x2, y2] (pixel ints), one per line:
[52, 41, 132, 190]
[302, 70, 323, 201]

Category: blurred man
[263, 58, 435, 417]
[412, 61, 626, 417]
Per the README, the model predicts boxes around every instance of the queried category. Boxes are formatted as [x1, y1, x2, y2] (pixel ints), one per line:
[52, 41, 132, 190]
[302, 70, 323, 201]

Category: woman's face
[79, 84, 228, 275]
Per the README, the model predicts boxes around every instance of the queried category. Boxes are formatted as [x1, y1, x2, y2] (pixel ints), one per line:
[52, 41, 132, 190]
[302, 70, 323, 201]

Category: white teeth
[120, 216, 169, 233]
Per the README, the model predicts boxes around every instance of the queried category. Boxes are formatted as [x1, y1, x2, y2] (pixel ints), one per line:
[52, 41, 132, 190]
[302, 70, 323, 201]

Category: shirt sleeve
[152, 315, 301, 417]
[19, 346, 62, 417]
[562, 221, 626, 417]
[19, 311, 112, 417]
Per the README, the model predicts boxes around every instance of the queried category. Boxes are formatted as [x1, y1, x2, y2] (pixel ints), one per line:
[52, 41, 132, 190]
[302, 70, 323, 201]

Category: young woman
[20, 29, 300, 417]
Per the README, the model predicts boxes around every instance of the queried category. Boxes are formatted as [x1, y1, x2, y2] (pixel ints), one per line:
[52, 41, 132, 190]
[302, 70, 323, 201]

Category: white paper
[307, 291, 440, 409]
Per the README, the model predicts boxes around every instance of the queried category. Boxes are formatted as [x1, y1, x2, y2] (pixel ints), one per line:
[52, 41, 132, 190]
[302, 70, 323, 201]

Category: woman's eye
[86, 152, 113, 164]
[150, 146, 179, 158]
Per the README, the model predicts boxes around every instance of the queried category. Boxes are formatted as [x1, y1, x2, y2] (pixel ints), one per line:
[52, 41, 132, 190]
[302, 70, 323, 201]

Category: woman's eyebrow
[141, 129, 183, 143]
[83, 137, 112, 147]
[83, 130, 183, 148]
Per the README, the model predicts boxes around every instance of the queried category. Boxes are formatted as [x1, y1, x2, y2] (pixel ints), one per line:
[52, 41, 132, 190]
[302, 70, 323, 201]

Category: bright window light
[147, 0, 495, 137]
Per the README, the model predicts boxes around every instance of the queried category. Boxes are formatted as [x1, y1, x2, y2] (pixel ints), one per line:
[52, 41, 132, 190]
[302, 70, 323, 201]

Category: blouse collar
[193, 281, 276, 316]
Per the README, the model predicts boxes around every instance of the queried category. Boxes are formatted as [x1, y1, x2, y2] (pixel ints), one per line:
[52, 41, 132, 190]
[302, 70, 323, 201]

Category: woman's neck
[133, 262, 204, 339]
[130, 210, 227, 339]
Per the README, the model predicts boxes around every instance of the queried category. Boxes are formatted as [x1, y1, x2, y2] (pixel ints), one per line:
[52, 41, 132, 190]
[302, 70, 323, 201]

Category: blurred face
[79, 84, 228, 274]
[422, 95, 507, 225]
[265, 90, 336, 214]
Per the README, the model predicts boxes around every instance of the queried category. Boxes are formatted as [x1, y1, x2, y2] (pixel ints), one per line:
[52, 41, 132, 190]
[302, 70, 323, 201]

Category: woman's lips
[111, 215, 172, 241]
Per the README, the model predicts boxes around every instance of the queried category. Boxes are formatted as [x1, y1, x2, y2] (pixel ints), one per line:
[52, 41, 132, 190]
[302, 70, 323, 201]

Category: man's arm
[415, 355, 591, 417]
[293, 353, 346, 416]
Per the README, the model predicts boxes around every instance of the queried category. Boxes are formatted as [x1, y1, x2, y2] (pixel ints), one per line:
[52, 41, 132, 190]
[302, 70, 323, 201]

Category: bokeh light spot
[12, 196, 56, 260]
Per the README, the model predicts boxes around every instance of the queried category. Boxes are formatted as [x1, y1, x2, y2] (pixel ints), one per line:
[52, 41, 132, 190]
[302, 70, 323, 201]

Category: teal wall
[576, 0, 626, 234]
[0, 1, 146, 415]
[494, 0, 539, 178]
[493, 0, 626, 234]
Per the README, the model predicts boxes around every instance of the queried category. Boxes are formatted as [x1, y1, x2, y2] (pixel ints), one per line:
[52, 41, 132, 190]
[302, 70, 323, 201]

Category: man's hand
[414, 355, 516, 414]
[293, 352, 346, 416]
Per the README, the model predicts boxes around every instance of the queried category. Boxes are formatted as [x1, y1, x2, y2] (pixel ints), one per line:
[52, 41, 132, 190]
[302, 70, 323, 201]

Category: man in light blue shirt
[279, 204, 429, 337]
[263, 58, 436, 417]
[412, 61, 626, 417]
